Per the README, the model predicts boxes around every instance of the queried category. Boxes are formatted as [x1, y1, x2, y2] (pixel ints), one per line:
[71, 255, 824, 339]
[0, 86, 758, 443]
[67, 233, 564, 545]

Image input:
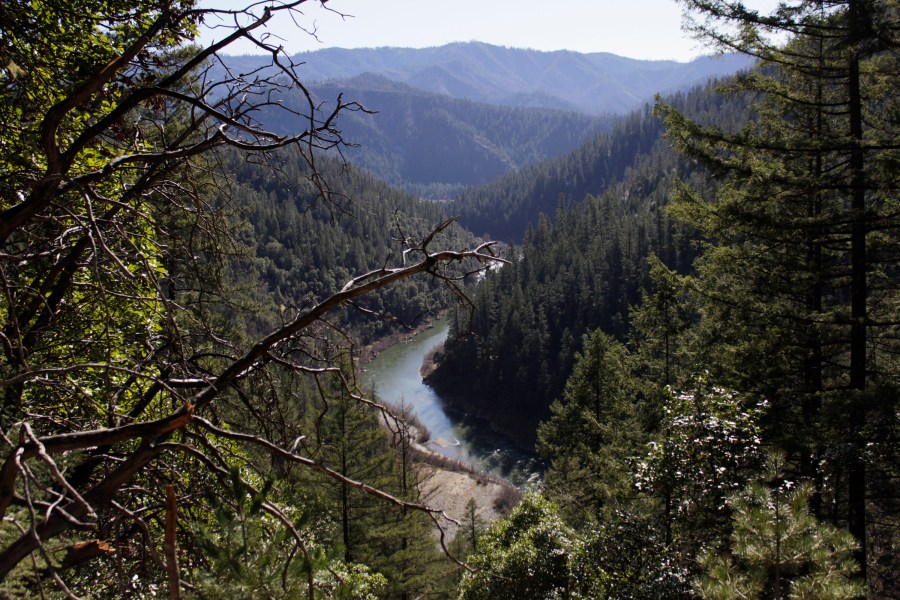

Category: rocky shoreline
[357, 314, 521, 541]
[419, 344, 441, 379]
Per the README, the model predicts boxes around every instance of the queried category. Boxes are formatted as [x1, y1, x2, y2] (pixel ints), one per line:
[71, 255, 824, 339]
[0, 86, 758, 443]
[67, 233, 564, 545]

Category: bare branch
[190, 416, 454, 522]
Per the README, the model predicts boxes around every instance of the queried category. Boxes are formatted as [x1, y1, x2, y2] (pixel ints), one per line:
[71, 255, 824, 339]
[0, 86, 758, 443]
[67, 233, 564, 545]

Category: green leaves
[635, 375, 766, 519]
[694, 456, 865, 600]
[459, 494, 574, 600]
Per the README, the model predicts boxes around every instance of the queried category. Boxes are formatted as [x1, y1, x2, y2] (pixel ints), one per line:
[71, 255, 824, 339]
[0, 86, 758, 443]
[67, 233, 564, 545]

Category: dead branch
[0, 1, 505, 591]
[0, 233, 499, 579]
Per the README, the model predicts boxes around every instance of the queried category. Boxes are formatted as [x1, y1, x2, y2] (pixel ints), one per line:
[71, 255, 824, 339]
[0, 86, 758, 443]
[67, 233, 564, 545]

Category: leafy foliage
[635, 374, 767, 550]
[573, 515, 691, 599]
[695, 457, 865, 600]
[458, 494, 574, 600]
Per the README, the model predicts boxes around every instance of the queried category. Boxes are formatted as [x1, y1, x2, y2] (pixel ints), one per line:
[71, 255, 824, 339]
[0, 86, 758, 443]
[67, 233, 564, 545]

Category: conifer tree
[629, 255, 694, 389]
[458, 497, 486, 556]
[316, 376, 395, 564]
[362, 411, 449, 600]
[660, 0, 899, 586]
[694, 456, 865, 600]
[537, 330, 642, 524]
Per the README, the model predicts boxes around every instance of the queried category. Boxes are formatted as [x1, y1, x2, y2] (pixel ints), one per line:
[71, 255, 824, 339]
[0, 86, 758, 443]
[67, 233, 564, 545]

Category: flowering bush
[634, 373, 767, 543]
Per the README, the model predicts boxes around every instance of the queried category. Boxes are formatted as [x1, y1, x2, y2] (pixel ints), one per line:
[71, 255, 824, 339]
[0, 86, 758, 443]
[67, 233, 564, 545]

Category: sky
[202, 0, 783, 62]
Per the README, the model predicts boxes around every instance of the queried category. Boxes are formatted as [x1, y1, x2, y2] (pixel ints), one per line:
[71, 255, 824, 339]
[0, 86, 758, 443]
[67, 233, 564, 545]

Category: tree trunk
[846, 0, 868, 579]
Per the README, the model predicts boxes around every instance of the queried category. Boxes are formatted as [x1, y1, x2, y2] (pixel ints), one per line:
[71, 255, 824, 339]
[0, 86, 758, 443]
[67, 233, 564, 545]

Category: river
[360, 318, 540, 484]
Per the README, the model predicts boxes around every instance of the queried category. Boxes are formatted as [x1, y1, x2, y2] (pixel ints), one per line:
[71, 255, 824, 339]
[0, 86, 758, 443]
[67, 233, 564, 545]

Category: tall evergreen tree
[660, 0, 899, 589]
[316, 375, 395, 564]
[537, 331, 641, 524]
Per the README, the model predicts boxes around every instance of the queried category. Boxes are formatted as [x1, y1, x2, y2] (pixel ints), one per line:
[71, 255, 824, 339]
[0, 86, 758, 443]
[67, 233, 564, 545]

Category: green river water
[360, 318, 540, 483]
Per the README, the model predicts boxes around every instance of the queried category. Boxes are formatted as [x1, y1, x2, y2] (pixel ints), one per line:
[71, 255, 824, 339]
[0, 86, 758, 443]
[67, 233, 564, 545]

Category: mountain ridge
[277, 76, 610, 198]
[278, 41, 753, 114]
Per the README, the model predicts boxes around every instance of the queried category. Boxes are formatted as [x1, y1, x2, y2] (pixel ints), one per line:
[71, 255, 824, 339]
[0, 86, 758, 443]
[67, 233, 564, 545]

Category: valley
[2, 4, 896, 598]
[216, 42, 752, 197]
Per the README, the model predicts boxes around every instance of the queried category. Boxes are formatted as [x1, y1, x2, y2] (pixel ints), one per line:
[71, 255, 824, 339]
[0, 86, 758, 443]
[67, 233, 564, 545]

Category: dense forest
[437, 1, 899, 598]
[0, 0, 896, 599]
[220, 74, 613, 200]
[449, 81, 745, 241]
[428, 80, 747, 440]
[271, 76, 611, 199]
[217, 43, 755, 200]
[220, 147, 481, 342]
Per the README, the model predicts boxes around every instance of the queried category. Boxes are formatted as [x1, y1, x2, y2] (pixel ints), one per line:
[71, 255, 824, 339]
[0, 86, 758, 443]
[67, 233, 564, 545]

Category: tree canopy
[437, 1, 897, 597]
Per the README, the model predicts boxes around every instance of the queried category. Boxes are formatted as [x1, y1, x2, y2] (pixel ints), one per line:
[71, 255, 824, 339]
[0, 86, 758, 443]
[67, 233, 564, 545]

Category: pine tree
[694, 456, 865, 600]
[317, 378, 395, 564]
[354, 405, 452, 600]
[536, 331, 642, 525]
[629, 255, 694, 389]
[660, 0, 899, 586]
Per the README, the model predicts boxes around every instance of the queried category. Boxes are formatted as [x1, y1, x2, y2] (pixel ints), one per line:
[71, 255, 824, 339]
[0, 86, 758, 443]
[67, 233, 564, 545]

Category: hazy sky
[204, 0, 782, 62]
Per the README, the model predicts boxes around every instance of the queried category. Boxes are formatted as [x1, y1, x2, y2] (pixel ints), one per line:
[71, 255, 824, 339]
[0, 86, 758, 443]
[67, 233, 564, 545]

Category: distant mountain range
[218, 42, 752, 195]
[304, 75, 609, 198]
[228, 41, 753, 115]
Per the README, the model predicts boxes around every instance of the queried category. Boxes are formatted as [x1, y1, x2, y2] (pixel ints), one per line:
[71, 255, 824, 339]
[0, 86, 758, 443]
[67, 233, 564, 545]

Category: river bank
[358, 316, 524, 539]
[367, 323, 541, 483]
[418, 466, 518, 541]
[422, 346, 544, 478]
[357, 313, 443, 369]
[409, 433, 521, 539]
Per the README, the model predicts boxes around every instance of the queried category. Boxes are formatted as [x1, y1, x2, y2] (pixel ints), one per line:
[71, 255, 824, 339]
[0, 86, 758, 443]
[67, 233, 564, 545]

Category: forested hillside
[1, 0, 896, 598]
[450, 80, 748, 241]
[216, 43, 752, 199]
[302, 76, 608, 198]
[0, 2, 500, 597]
[220, 147, 480, 342]
[430, 80, 748, 437]
[437, 2, 899, 597]
[429, 82, 734, 439]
